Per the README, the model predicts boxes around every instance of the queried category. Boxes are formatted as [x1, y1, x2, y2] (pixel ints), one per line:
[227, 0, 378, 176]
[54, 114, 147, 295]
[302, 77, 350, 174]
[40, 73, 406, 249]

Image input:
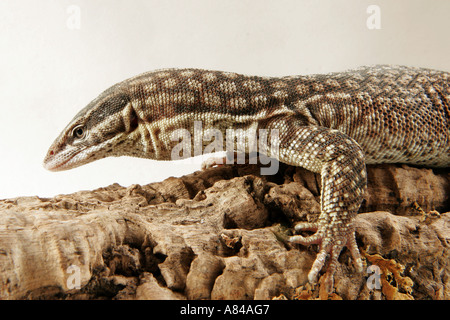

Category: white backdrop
[0, 0, 449, 199]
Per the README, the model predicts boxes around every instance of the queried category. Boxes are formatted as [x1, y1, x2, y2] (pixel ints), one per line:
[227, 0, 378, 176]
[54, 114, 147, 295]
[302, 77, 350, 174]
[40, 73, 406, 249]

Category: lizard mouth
[43, 144, 88, 172]
[43, 139, 113, 172]
[43, 149, 77, 172]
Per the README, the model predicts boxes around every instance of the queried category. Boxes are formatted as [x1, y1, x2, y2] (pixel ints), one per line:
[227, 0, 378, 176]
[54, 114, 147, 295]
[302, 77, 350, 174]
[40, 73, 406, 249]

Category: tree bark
[0, 164, 448, 300]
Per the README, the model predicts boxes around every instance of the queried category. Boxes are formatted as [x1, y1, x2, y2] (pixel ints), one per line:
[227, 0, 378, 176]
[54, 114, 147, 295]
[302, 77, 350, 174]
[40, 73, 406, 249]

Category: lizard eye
[73, 125, 86, 139]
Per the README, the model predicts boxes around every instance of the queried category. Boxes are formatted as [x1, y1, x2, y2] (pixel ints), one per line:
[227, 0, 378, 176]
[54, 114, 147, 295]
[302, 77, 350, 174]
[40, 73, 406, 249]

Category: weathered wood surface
[0, 164, 448, 299]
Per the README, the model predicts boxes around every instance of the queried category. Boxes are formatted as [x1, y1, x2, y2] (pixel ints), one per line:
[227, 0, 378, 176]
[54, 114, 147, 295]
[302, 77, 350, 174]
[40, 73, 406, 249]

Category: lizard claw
[290, 222, 363, 293]
[201, 156, 226, 170]
[201, 151, 255, 170]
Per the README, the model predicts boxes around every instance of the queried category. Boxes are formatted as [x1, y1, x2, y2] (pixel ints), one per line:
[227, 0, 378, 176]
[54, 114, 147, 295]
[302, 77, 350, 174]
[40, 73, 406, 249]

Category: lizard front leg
[266, 119, 367, 293]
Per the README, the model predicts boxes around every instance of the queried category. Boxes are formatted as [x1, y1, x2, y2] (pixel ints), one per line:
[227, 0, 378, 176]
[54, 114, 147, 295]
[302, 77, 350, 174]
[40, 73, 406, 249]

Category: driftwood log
[0, 163, 448, 300]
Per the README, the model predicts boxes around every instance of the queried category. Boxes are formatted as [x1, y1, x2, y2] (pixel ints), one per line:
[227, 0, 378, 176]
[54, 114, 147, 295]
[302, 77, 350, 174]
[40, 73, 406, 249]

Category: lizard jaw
[43, 146, 85, 171]
[43, 143, 99, 172]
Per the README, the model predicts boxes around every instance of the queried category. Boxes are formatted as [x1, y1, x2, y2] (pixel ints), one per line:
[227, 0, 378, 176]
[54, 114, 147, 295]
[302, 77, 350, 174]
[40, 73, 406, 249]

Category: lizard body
[44, 65, 450, 292]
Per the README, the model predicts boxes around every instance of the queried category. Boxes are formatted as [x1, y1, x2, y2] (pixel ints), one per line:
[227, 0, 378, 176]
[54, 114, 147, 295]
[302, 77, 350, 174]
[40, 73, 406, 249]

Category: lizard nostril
[50, 150, 54, 156]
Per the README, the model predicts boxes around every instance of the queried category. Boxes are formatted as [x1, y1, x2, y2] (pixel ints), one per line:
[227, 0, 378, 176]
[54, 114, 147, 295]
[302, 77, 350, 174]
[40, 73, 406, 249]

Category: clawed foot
[201, 151, 255, 170]
[290, 222, 363, 293]
[201, 155, 227, 170]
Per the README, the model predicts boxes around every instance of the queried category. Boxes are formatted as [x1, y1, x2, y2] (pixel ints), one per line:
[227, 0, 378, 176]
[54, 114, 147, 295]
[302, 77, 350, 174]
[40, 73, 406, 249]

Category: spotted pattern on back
[123, 66, 449, 167]
[43, 65, 450, 294]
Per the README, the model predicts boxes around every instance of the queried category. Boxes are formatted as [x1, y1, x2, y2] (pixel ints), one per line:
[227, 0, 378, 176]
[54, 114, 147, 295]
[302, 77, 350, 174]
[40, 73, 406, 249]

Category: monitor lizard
[43, 65, 450, 293]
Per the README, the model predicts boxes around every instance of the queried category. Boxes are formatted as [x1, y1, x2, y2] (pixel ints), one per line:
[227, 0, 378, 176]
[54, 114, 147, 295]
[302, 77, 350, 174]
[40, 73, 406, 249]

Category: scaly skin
[44, 65, 450, 293]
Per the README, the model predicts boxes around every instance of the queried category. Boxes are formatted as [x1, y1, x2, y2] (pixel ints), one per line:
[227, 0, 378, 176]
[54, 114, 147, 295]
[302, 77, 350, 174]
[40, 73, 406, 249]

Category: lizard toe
[291, 223, 363, 294]
[201, 156, 226, 170]
[289, 222, 321, 244]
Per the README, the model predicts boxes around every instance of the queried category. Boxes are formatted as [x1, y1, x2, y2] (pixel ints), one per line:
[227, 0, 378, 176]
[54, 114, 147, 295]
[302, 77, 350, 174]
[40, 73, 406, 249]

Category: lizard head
[43, 85, 139, 171]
